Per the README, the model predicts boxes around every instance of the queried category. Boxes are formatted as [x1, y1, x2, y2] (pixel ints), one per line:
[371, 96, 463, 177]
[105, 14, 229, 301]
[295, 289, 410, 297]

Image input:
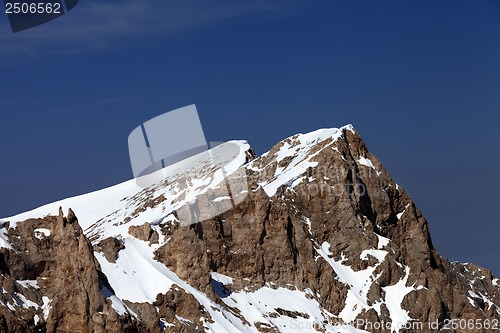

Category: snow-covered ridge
[2, 140, 250, 241]
[248, 125, 356, 197]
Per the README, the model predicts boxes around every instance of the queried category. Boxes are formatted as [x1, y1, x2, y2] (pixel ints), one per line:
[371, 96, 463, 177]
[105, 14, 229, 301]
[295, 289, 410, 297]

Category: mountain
[0, 125, 498, 333]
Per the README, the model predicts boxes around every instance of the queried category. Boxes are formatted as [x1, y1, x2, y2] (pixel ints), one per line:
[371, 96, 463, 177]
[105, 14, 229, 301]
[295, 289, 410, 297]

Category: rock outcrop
[0, 209, 140, 332]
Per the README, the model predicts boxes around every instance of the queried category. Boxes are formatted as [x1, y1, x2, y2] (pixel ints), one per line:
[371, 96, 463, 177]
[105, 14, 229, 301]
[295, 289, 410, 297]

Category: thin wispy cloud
[0, 0, 304, 57]
[48, 106, 76, 115]
[47, 95, 144, 115]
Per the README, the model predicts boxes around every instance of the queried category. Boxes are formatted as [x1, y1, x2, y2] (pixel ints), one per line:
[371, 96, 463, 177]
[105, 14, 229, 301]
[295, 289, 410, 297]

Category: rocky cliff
[0, 125, 498, 332]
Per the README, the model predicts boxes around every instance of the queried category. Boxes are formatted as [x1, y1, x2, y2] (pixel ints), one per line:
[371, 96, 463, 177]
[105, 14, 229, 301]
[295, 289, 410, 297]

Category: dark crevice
[259, 226, 267, 245]
[190, 222, 204, 240]
[215, 216, 225, 239]
[356, 176, 376, 224]
[346, 169, 354, 195]
[0, 253, 10, 275]
[286, 217, 298, 266]
[259, 203, 272, 245]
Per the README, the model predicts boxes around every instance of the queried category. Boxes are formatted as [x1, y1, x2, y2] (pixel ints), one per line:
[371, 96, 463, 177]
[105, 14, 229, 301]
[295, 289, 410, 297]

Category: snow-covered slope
[4, 140, 251, 241]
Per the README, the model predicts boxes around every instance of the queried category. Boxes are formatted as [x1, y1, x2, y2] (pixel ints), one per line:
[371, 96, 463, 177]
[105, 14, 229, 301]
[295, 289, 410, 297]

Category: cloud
[48, 106, 76, 115]
[47, 95, 144, 115]
[0, 0, 304, 57]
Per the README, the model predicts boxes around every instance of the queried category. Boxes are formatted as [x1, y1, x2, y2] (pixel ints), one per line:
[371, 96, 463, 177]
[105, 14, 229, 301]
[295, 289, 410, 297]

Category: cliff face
[0, 208, 141, 333]
[0, 126, 498, 332]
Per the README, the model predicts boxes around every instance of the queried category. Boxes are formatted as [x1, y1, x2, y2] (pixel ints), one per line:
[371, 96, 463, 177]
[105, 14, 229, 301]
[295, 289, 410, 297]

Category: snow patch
[316, 242, 385, 323]
[212, 196, 231, 203]
[0, 223, 12, 249]
[360, 249, 387, 262]
[316, 240, 421, 333]
[376, 234, 390, 249]
[17, 280, 39, 289]
[210, 272, 234, 285]
[396, 204, 411, 220]
[332, 147, 347, 161]
[101, 286, 137, 316]
[95, 238, 176, 303]
[382, 267, 418, 333]
[357, 157, 381, 176]
[34, 228, 51, 240]
[218, 286, 341, 332]
[41, 296, 51, 320]
[303, 217, 312, 236]
[160, 318, 175, 328]
[468, 290, 497, 310]
[12, 292, 39, 309]
[175, 315, 193, 325]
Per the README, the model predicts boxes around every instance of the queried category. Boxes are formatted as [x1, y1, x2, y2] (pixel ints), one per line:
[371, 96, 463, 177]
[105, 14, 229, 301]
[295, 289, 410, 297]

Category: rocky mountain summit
[0, 125, 498, 333]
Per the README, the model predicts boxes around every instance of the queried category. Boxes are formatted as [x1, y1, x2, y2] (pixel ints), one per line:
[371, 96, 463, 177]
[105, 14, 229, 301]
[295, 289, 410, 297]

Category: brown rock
[95, 237, 125, 263]
[128, 223, 159, 244]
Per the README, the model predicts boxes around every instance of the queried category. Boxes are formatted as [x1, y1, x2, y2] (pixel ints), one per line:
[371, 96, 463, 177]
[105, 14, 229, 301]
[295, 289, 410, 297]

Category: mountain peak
[0, 126, 498, 332]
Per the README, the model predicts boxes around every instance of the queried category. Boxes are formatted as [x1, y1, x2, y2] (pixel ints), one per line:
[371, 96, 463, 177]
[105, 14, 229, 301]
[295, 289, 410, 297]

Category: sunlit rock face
[0, 125, 498, 332]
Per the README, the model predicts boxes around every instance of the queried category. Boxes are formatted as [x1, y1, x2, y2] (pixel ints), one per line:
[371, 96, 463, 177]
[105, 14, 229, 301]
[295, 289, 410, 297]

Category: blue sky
[0, 0, 499, 274]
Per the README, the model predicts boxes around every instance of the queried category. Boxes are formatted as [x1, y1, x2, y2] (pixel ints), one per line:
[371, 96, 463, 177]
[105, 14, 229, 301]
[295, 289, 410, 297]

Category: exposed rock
[95, 237, 125, 263]
[128, 223, 159, 244]
[0, 209, 139, 332]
